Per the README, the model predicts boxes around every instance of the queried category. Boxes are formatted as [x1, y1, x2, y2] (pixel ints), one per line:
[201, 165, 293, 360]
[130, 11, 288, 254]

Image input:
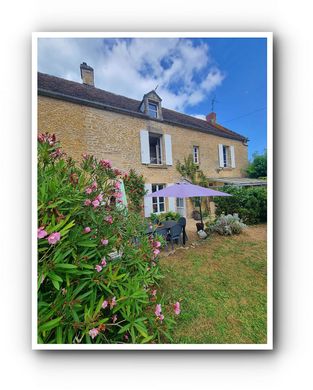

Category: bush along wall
[214, 185, 267, 225]
[37, 133, 180, 344]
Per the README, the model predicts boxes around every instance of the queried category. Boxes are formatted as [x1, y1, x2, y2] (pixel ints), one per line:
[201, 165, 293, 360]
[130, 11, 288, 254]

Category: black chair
[155, 227, 169, 251]
[177, 217, 188, 243]
[168, 223, 183, 250]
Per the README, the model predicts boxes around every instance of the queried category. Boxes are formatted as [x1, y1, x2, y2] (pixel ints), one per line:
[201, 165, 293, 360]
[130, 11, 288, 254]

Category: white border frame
[32, 32, 273, 350]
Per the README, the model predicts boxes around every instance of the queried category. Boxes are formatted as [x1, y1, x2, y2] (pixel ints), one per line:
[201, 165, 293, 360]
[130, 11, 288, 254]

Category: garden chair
[177, 217, 188, 243]
[168, 223, 183, 250]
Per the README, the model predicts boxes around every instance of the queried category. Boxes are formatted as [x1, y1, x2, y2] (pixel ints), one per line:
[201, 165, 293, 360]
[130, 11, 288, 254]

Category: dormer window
[141, 90, 163, 120]
[148, 101, 158, 118]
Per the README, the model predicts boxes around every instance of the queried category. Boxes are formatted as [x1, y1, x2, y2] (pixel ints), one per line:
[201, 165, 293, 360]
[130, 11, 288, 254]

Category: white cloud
[38, 38, 225, 112]
[192, 114, 207, 121]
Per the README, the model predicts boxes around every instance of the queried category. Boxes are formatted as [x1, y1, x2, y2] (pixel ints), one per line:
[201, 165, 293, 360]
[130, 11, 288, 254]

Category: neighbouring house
[37, 62, 250, 218]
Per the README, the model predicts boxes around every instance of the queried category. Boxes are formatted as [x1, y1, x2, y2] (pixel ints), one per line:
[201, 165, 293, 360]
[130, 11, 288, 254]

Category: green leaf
[51, 279, 60, 290]
[56, 326, 63, 344]
[134, 323, 148, 338]
[55, 263, 77, 269]
[48, 272, 63, 282]
[39, 316, 62, 332]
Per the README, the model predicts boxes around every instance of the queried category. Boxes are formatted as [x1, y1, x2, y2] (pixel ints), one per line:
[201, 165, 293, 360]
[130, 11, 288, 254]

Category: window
[193, 146, 199, 164]
[148, 101, 158, 118]
[222, 145, 231, 167]
[152, 184, 165, 213]
[149, 133, 162, 164]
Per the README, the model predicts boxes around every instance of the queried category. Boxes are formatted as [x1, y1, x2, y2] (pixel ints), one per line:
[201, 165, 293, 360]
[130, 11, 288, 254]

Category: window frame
[152, 184, 165, 213]
[148, 101, 158, 118]
[193, 145, 200, 164]
[149, 132, 163, 165]
[222, 145, 231, 167]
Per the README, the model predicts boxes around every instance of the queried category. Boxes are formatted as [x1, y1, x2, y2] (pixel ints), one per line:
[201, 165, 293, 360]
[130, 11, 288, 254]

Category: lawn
[159, 224, 267, 344]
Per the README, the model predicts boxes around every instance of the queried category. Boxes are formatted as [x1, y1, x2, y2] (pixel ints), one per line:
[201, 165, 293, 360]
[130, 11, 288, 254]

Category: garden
[37, 134, 267, 344]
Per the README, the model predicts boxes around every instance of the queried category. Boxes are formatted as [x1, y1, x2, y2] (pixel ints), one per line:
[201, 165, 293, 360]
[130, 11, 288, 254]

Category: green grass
[159, 225, 267, 344]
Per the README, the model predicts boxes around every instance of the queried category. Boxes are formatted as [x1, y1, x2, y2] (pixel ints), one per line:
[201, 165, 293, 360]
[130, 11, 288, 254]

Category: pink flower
[96, 193, 103, 202]
[84, 199, 92, 206]
[92, 199, 100, 208]
[91, 181, 98, 190]
[99, 159, 112, 169]
[104, 215, 113, 224]
[153, 249, 160, 256]
[89, 328, 99, 339]
[151, 289, 157, 296]
[101, 300, 108, 309]
[83, 227, 91, 234]
[124, 333, 129, 340]
[101, 239, 109, 246]
[95, 264, 102, 272]
[153, 241, 161, 248]
[112, 314, 117, 323]
[47, 232, 61, 245]
[173, 302, 181, 315]
[85, 187, 92, 194]
[37, 226, 48, 239]
[110, 296, 117, 309]
[115, 191, 123, 198]
[101, 257, 107, 267]
[155, 304, 162, 317]
[114, 181, 121, 190]
[113, 168, 122, 176]
[82, 153, 89, 160]
[158, 314, 164, 323]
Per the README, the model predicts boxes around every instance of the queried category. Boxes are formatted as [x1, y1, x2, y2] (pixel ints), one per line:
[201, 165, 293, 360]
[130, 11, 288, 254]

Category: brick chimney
[80, 62, 94, 86]
[206, 112, 216, 124]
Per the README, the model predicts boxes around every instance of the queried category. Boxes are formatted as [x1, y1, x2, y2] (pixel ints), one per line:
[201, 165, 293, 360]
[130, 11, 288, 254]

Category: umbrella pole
[199, 197, 204, 226]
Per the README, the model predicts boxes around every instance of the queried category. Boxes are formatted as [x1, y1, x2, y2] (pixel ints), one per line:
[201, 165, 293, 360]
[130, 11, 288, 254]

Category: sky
[38, 37, 267, 160]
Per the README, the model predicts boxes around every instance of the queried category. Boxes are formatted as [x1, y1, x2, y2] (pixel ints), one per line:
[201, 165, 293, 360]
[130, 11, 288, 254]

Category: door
[176, 197, 185, 217]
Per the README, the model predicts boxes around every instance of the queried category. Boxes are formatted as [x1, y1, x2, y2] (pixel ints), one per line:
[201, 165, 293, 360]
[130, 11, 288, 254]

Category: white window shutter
[218, 144, 224, 167]
[167, 183, 176, 211]
[140, 130, 150, 164]
[164, 134, 173, 165]
[230, 145, 236, 168]
[144, 184, 153, 217]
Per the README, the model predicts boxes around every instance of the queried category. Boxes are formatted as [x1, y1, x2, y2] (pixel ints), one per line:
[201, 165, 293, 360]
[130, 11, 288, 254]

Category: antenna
[154, 84, 159, 91]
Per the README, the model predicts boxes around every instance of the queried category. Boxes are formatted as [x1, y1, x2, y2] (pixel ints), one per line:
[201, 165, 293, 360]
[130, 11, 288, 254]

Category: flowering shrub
[37, 133, 180, 344]
[207, 213, 247, 236]
[123, 168, 146, 213]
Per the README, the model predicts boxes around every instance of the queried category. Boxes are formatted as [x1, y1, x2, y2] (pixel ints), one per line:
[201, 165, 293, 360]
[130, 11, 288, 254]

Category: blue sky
[38, 37, 267, 159]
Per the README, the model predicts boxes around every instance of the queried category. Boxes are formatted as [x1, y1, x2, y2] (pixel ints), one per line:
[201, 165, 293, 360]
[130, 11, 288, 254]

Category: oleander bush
[214, 185, 267, 224]
[37, 133, 180, 344]
[123, 168, 146, 213]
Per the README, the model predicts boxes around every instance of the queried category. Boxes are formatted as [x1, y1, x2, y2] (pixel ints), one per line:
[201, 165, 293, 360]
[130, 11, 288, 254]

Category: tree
[246, 150, 267, 178]
[176, 155, 208, 186]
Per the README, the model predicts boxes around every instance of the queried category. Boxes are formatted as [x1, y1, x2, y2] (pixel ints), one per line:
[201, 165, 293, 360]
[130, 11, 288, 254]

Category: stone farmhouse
[37, 62, 249, 218]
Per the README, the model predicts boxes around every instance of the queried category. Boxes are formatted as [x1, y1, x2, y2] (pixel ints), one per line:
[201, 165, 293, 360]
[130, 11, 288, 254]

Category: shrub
[37, 133, 179, 344]
[214, 186, 267, 225]
[149, 211, 180, 224]
[209, 214, 247, 236]
[123, 168, 146, 213]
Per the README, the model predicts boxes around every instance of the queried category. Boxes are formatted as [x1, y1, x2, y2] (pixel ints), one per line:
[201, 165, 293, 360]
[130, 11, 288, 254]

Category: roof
[209, 177, 267, 186]
[37, 72, 247, 142]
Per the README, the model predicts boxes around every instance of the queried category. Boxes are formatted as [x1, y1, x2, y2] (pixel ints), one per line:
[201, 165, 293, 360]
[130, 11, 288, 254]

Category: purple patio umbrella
[146, 181, 232, 225]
